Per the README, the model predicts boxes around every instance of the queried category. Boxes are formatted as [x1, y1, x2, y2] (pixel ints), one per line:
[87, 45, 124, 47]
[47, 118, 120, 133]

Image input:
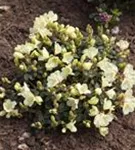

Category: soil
[0, 0, 135, 150]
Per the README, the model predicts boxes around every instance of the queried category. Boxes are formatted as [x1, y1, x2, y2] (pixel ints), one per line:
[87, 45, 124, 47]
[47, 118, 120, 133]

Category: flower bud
[83, 62, 92, 70]
[1, 77, 11, 84]
[101, 34, 109, 43]
[89, 106, 99, 116]
[14, 82, 22, 92]
[51, 115, 58, 127]
[83, 120, 91, 128]
[118, 63, 126, 69]
[70, 87, 79, 96]
[0, 87, 5, 99]
[49, 108, 57, 114]
[31, 65, 37, 71]
[99, 127, 109, 136]
[88, 96, 99, 105]
[37, 81, 44, 90]
[31, 122, 43, 129]
[13, 52, 24, 59]
[95, 88, 102, 95]
[30, 50, 40, 57]
[19, 64, 27, 72]
[90, 38, 96, 46]
[56, 93, 62, 100]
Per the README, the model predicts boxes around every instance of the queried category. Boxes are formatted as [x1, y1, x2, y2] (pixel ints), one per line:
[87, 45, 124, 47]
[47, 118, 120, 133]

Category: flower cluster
[0, 11, 134, 136]
[99, 12, 112, 23]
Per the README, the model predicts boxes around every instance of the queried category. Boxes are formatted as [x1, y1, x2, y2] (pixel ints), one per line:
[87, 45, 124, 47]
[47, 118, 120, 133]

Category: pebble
[22, 132, 31, 139]
[0, 6, 10, 12]
[18, 143, 30, 150]
[111, 26, 120, 35]
[18, 132, 31, 143]
[18, 137, 25, 142]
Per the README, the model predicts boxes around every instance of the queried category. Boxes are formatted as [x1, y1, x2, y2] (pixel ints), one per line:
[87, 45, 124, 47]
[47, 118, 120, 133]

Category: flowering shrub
[0, 11, 135, 136]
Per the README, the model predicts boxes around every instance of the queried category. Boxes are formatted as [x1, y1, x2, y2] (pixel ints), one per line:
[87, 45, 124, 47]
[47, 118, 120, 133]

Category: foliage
[88, 0, 135, 15]
[0, 11, 134, 136]
[89, 1, 122, 28]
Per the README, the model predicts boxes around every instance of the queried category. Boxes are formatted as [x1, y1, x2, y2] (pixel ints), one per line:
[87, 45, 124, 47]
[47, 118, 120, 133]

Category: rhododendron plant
[0, 11, 134, 136]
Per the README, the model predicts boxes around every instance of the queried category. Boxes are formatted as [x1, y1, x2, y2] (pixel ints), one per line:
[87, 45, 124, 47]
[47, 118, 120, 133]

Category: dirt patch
[0, 0, 135, 150]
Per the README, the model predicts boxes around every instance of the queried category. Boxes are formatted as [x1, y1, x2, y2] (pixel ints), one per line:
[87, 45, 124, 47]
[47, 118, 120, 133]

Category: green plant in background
[88, 0, 135, 23]
[0, 11, 134, 136]
[88, 0, 135, 36]
[89, 1, 122, 29]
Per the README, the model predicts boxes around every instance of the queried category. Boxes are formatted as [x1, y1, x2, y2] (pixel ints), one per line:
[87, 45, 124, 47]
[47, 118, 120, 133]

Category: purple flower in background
[99, 12, 112, 23]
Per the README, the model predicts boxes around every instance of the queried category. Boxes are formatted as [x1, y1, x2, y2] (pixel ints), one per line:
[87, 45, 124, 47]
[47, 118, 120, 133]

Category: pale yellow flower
[116, 40, 129, 50]
[13, 52, 24, 59]
[47, 71, 64, 88]
[38, 47, 49, 61]
[65, 25, 77, 39]
[15, 42, 35, 55]
[88, 96, 99, 105]
[89, 106, 99, 116]
[61, 65, 74, 79]
[82, 62, 93, 70]
[103, 99, 113, 110]
[98, 58, 118, 74]
[106, 89, 116, 99]
[46, 56, 60, 71]
[3, 99, 17, 113]
[30, 11, 58, 37]
[94, 113, 114, 128]
[121, 64, 135, 90]
[19, 83, 43, 107]
[122, 89, 135, 115]
[45, 11, 58, 22]
[62, 52, 74, 64]
[66, 121, 77, 132]
[54, 42, 62, 55]
[83, 47, 98, 60]
[38, 28, 52, 38]
[34, 96, 43, 105]
[98, 58, 118, 87]
[99, 127, 109, 136]
[1, 99, 19, 118]
[75, 83, 91, 95]
[67, 97, 79, 110]
[95, 88, 102, 95]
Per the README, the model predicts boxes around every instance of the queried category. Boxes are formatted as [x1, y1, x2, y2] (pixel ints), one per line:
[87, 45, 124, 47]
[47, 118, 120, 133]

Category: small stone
[18, 143, 30, 150]
[111, 26, 120, 35]
[18, 132, 31, 143]
[0, 6, 10, 12]
[18, 137, 25, 143]
[22, 132, 31, 139]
